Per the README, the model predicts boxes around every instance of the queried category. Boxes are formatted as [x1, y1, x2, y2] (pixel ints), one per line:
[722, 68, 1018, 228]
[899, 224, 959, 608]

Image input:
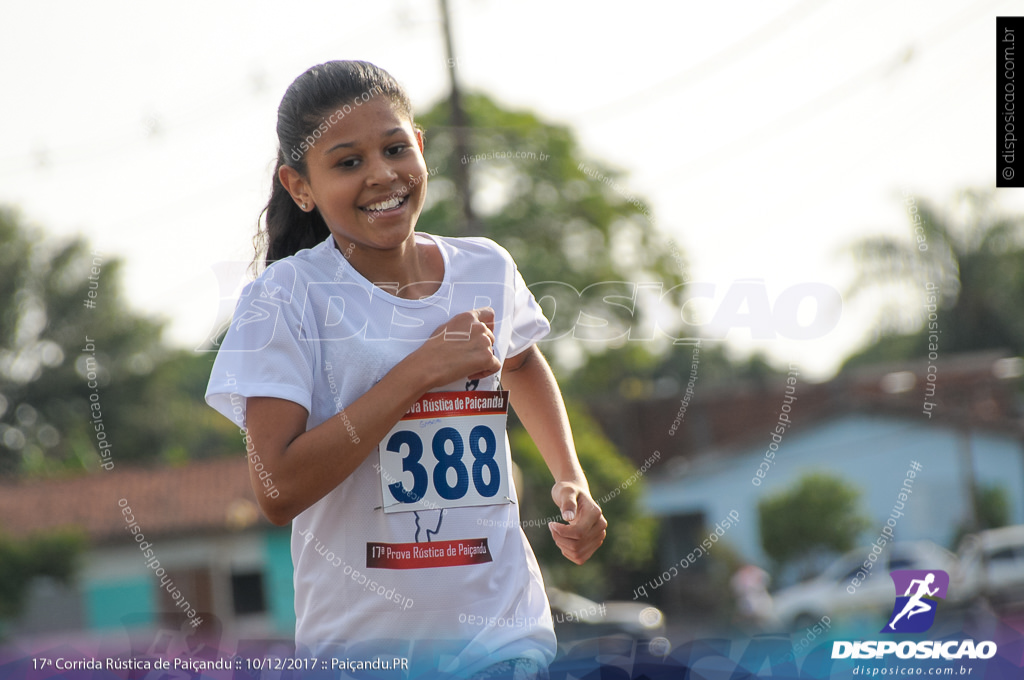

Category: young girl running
[205, 61, 606, 677]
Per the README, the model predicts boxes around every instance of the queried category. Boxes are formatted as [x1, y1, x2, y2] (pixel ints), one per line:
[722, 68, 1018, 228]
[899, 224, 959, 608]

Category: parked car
[546, 587, 666, 641]
[952, 524, 1024, 607]
[771, 541, 957, 630]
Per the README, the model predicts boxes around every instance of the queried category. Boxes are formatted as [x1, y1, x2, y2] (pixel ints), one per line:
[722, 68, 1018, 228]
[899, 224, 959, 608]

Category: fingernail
[562, 510, 575, 522]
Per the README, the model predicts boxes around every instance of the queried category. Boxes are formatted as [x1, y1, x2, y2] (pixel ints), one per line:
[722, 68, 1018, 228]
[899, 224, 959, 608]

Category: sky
[2, 0, 1023, 381]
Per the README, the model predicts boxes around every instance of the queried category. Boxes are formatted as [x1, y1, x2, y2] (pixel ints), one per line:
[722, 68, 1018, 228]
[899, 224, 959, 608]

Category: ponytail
[252, 154, 330, 275]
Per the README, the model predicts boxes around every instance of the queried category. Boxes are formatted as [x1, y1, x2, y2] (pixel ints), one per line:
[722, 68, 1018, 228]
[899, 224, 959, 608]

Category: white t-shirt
[206, 232, 556, 675]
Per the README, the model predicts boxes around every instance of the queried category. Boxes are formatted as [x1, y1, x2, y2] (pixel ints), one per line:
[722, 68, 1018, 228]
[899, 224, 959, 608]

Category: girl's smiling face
[280, 97, 429, 255]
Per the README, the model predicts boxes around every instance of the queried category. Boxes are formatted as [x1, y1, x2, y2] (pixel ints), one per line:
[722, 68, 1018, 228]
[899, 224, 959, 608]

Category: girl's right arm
[244, 307, 501, 525]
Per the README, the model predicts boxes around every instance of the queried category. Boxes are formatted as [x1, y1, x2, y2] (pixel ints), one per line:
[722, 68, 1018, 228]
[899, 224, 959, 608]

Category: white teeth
[366, 196, 403, 212]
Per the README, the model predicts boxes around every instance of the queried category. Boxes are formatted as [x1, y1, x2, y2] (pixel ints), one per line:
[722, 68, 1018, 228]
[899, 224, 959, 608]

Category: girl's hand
[417, 307, 503, 388]
[548, 482, 607, 565]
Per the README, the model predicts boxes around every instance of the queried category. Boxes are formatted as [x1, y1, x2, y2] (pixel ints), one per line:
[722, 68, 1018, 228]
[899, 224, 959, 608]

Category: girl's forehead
[318, 98, 414, 145]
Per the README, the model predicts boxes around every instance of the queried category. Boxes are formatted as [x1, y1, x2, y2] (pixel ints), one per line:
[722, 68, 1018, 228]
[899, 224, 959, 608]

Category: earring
[301, 202, 308, 211]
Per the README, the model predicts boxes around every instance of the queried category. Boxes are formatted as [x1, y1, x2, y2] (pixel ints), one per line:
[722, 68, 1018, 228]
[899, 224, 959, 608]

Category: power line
[580, 0, 831, 122]
[659, 0, 1001, 182]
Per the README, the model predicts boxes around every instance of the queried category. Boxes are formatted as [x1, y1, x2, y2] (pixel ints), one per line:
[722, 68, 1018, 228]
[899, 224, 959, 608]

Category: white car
[952, 524, 1024, 606]
[546, 587, 666, 641]
[771, 541, 957, 631]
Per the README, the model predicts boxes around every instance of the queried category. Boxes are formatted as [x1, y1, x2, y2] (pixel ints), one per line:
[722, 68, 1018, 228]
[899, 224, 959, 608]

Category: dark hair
[253, 61, 413, 273]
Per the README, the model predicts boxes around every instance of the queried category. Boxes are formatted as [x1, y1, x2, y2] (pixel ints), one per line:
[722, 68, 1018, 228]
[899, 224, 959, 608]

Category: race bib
[378, 391, 511, 514]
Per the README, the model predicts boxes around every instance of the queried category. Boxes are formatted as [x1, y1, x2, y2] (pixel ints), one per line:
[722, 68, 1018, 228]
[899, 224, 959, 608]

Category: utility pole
[438, 0, 478, 236]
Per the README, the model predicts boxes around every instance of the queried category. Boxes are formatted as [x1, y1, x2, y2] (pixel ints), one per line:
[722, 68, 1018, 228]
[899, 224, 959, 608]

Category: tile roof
[0, 456, 270, 544]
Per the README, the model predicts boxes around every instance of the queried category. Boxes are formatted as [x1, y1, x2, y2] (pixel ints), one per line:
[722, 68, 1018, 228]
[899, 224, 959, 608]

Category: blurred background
[1, 0, 1023, 668]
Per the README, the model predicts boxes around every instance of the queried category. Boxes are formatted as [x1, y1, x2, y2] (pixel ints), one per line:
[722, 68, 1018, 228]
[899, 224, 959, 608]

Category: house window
[231, 571, 266, 615]
[660, 512, 707, 572]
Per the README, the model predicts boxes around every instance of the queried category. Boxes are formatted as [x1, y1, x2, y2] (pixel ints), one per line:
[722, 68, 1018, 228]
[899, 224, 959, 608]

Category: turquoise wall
[85, 577, 155, 630]
[264, 529, 295, 634]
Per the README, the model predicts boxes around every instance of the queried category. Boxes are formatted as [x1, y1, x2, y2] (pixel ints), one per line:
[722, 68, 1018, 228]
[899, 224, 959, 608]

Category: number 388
[385, 425, 501, 504]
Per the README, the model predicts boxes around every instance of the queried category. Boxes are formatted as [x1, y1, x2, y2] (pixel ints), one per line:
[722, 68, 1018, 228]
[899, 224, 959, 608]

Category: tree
[0, 208, 237, 476]
[564, 340, 786, 401]
[842, 189, 1024, 370]
[758, 472, 871, 580]
[0, 528, 85, 629]
[415, 93, 688, 372]
[510, 401, 658, 600]
[973, 483, 1011, 530]
[951, 483, 1012, 548]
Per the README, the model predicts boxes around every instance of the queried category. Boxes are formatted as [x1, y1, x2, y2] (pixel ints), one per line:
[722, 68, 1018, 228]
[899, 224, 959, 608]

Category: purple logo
[881, 570, 949, 633]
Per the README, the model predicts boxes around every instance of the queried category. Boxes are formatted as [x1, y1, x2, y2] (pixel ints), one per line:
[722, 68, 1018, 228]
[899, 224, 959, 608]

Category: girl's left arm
[501, 345, 607, 565]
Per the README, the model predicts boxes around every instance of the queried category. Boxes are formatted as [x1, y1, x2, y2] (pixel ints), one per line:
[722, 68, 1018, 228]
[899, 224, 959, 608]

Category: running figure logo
[881, 570, 949, 633]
